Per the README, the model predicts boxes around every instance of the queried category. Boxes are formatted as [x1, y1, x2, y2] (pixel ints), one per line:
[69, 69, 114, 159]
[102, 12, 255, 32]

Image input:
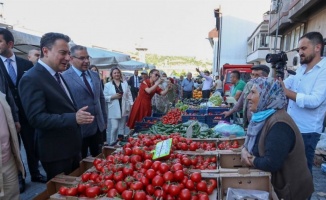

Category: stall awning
[118, 60, 149, 70]
[9, 29, 41, 59]
[87, 47, 131, 68]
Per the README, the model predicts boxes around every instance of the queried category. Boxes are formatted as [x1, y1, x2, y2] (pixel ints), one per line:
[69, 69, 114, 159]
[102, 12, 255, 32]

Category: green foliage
[145, 54, 212, 68]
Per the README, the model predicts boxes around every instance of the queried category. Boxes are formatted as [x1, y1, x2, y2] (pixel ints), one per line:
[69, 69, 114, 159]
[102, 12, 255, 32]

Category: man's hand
[195, 68, 200, 73]
[241, 147, 253, 167]
[221, 110, 232, 117]
[76, 106, 94, 125]
[15, 122, 21, 133]
[278, 77, 296, 101]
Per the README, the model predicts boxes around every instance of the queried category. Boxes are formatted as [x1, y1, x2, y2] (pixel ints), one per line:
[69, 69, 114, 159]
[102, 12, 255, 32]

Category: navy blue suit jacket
[18, 62, 81, 162]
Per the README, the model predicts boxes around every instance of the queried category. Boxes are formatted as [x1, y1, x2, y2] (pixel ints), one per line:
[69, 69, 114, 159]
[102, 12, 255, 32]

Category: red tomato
[168, 184, 181, 196]
[66, 187, 78, 196]
[196, 181, 208, 192]
[81, 172, 91, 182]
[59, 186, 68, 196]
[107, 188, 118, 198]
[174, 170, 185, 181]
[189, 142, 198, 151]
[130, 155, 142, 164]
[134, 190, 146, 200]
[140, 176, 150, 187]
[179, 188, 192, 200]
[190, 172, 202, 183]
[122, 155, 130, 163]
[185, 180, 195, 190]
[77, 184, 87, 194]
[152, 175, 164, 187]
[159, 163, 170, 174]
[151, 161, 162, 171]
[146, 184, 155, 195]
[130, 181, 144, 190]
[113, 171, 124, 182]
[124, 147, 132, 155]
[163, 171, 174, 182]
[115, 181, 128, 193]
[208, 178, 217, 188]
[122, 190, 133, 200]
[145, 169, 156, 180]
[85, 186, 100, 198]
[171, 163, 183, 172]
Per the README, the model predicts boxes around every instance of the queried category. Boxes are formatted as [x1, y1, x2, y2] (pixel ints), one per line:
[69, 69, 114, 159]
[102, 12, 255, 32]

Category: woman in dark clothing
[241, 77, 313, 200]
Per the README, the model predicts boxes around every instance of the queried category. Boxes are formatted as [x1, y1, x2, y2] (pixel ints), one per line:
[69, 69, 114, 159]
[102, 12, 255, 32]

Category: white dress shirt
[200, 72, 213, 90]
[38, 60, 73, 102]
[284, 57, 326, 133]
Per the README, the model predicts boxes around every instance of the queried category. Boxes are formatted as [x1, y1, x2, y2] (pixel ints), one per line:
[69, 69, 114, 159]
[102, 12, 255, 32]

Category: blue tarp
[118, 60, 149, 70]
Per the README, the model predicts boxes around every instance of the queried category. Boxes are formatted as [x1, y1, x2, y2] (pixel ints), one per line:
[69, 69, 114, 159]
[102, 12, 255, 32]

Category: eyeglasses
[155, 73, 160, 77]
[72, 56, 91, 61]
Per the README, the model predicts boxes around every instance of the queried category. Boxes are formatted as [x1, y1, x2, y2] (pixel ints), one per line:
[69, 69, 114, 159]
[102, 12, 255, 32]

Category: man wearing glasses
[62, 45, 107, 159]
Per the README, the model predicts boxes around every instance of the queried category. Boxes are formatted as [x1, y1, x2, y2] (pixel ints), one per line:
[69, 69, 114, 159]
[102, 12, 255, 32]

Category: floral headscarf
[244, 77, 287, 153]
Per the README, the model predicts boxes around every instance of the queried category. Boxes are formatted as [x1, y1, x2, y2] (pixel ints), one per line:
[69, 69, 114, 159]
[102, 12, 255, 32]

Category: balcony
[247, 49, 271, 63]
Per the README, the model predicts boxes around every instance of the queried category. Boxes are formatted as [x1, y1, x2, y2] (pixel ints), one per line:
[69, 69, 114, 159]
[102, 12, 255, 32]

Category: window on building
[259, 33, 269, 48]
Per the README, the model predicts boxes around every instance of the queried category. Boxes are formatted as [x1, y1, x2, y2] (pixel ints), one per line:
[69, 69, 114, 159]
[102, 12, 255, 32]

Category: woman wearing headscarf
[241, 77, 313, 200]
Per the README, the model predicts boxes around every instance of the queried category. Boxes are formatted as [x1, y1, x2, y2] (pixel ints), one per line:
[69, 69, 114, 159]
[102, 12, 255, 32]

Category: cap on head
[251, 64, 270, 74]
[141, 70, 148, 75]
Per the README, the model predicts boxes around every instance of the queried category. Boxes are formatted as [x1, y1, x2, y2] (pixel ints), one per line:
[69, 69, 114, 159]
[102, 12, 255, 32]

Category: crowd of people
[0, 27, 325, 200]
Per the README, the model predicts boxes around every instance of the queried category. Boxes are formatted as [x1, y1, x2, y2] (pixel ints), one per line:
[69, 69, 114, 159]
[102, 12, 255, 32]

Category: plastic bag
[213, 121, 245, 137]
[226, 188, 269, 200]
[316, 133, 326, 151]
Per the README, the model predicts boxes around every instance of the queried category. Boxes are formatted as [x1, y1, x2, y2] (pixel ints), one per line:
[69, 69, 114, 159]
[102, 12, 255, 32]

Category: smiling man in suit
[62, 45, 107, 158]
[0, 28, 47, 191]
[18, 32, 94, 181]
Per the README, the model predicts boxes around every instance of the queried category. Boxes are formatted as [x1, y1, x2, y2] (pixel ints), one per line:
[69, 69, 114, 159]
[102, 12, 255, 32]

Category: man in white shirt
[283, 31, 326, 174]
[196, 68, 213, 99]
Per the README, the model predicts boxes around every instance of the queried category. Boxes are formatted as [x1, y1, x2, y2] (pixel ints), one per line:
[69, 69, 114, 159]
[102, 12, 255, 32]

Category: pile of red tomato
[161, 108, 182, 124]
[217, 140, 240, 150]
[58, 134, 218, 199]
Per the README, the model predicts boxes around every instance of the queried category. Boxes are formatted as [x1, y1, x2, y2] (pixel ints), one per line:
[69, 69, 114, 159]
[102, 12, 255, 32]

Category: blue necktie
[6, 59, 17, 85]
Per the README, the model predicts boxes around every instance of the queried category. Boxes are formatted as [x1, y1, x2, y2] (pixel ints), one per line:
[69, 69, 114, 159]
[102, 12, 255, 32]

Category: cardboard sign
[186, 121, 197, 138]
[152, 138, 172, 160]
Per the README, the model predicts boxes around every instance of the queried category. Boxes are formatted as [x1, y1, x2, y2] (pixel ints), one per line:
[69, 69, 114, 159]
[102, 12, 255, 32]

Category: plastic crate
[134, 122, 153, 132]
[207, 107, 229, 114]
[185, 108, 207, 115]
[152, 112, 164, 118]
[206, 114, 231, 128]
[143, 117, 161, 123]
[182, 115, 206, 123]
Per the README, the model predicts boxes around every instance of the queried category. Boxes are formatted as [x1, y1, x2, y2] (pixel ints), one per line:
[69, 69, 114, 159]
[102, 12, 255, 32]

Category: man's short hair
[300, 32, 324, 56]
[0, 28, 14, 44]
[40, 32, 70, 58]
[70, 45, 87, 56]
[251, 64, 270, 75]
[231, 70, 240, 79]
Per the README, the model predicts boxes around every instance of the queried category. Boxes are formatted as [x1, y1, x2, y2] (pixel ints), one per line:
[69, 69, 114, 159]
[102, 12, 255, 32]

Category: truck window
[225, 72, 251, 83]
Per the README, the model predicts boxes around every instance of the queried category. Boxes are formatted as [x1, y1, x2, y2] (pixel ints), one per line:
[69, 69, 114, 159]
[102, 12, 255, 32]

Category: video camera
[265, 51, 295, 79]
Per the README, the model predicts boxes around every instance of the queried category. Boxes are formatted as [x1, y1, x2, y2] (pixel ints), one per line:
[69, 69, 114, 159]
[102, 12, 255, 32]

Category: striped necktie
[6, 59, 17, 85]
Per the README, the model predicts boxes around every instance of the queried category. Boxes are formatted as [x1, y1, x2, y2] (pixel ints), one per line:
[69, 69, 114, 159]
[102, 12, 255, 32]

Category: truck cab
[220, 64, 252, 96]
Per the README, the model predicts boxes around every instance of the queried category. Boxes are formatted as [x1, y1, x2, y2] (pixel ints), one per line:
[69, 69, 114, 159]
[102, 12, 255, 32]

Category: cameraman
[281, 32, 326, 175]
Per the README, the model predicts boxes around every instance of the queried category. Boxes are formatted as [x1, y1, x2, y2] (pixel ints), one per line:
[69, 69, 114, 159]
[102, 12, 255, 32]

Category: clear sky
[2, 0, 270, 60]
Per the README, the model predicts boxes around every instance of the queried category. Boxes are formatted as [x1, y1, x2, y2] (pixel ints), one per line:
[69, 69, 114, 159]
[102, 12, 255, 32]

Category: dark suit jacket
[0, 65, 18, 122]
[128, 75, 141, 91]
[62, 67, 107, 138]
[18, 62, 81, 162]
[0, 56, 33, 124]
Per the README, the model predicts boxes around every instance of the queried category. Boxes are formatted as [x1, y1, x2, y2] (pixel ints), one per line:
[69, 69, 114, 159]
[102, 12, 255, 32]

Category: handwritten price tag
[152, 138, 172, 160]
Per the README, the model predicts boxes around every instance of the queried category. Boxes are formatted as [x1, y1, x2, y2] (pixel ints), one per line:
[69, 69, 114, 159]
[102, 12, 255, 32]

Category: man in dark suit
[18, 32, 94, 181]
[128, 69, 141, 101]
[0, 28, 46, 190]
[62, 45, 107, 158]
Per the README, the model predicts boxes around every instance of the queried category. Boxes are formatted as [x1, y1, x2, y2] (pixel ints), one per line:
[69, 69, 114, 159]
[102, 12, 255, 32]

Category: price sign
[152, 138, 172, 160]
